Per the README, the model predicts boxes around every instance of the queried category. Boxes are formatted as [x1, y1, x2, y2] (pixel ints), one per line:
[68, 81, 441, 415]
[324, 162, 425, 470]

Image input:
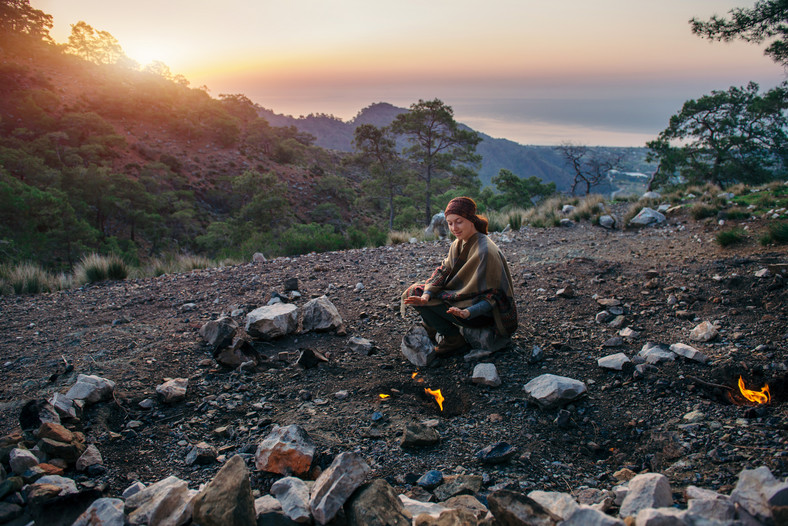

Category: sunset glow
[36, 0, 784, 146]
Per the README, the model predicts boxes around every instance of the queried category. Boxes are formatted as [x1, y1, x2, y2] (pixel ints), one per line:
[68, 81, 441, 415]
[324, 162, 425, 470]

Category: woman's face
[446, 213, 478, 242]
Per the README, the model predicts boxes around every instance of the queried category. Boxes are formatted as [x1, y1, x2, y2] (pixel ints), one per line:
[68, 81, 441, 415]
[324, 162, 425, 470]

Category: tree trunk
[424, 165, 432, 225]
[388, 192, 395, 230]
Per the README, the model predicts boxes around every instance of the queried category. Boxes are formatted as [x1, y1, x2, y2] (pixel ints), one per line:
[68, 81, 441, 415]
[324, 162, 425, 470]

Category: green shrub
[3, 263, 58, 294]
[486, 212, 506, 233]
[760, 221, 788, 245]
[690, 204, 719, 220]
[508, 211, 523, 231]
[280, 223, 345, 255]
[723, 207, 752, 220]
[715, 228, 747, 247]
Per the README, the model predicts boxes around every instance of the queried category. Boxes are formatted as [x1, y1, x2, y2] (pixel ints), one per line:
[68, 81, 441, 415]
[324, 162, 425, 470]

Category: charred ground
[0, 210, 786, 502]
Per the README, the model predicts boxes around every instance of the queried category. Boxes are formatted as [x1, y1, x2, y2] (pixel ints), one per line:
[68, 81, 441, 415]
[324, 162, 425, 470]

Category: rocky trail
[0, 209, 786, 525]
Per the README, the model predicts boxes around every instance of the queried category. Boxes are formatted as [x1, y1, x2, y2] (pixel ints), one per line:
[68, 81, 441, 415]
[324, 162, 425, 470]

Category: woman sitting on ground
[402, 197, 518, 356]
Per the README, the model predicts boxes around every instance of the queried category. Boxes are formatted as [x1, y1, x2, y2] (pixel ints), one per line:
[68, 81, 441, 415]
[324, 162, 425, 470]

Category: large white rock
[76, 444, 103, 471]
[527, 490, 580, 520]
[255, 424, 316, 477]
[156, 378, 188, 404]
[301, 295, 343, 332]
[597, 353, 631, 371]
[398, 495, 448, 519]
[730, 466, 788, 523]
[401, 324, 436, 367]
[65, 374, 115, 405]
[9, 448, 39, 474]
[523, 374, 587, 409]
[34, 475, 78, 495]
[310, 452, 370, 524]
[125, 475, 196, 526]
[472, 363, 501, 387]
[619, 473, 673, 518]
[246, 303, 298, 339]
[628, 207, 666, 227]
[689, 321, 719, 342]
[270, 476, 311, 523]
[669, 342, 709, 364]
[562, 505, 625, 525]
[72, 497, 125, 526]
[635, 507, 688, 525]
[686, 498, 735, 522]
[638, 343, 676, 365]
[199, 316, 238, 349]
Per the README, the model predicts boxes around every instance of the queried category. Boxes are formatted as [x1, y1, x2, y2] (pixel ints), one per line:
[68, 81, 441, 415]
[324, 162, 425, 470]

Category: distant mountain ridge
[258, 102, 655, 190]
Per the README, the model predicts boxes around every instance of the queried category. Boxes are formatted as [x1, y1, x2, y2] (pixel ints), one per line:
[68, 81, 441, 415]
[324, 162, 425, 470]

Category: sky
[36, 0, 785, 147]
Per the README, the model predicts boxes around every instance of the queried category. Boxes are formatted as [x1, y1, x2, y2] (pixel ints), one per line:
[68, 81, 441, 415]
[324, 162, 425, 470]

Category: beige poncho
[402, 233, 518, 336]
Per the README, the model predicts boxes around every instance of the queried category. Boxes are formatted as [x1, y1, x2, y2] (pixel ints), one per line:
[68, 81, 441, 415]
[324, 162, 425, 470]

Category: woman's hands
[447, 306, 470, 319]
[403, 293, 430, 306]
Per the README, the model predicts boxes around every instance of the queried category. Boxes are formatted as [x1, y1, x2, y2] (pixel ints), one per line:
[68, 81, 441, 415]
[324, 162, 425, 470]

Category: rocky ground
[0, 207, 786, 515]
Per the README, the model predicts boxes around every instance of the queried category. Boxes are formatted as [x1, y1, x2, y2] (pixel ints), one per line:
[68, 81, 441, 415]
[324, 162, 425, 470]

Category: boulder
[618, 472, 673, 518]
[301, 296, 343, 332]
[246, 303, 298, 340]
[599, 215, 616, 229]
[65, 374, 115, 405]
[252, 252, 267, 264]
[527, 490, 580, 520]
[562, 505, 625, 525]
[425, 211, 448, 239]
[346, 336, 374, 355]
[472, 363, 502, 387]
[730, 465, 787, 524]
[185, 442, 218, 466]
[270, 476, 311, 523]
[310, 452, 370, 525]
[199, 316, 239, 349]
[475, 442, 516, 464]
[255, 425, 316, 477]
[686, 498, 735, 521]
[124, 475, 195, 526]
[49, 393, 80, 420]
[433, 475, 483, 502]
[400, 423, 440, 448]
[192, 455, 256, 526]
[72, 497, 124, 526]
[9, 448, 39, 474]
[638, 342, 676, 365]
[635, 507, 688, 525]
[156, 378, 188, 403]
[487, 490, 560, 525]
[346, 479, 411, 526]
[75, 445, 102, 472]
[401, 324, 436, 367]
[689, 321, 718, 342]
[669, 343, 709, 364]
[399, 495, 448, 519]
[214, 338, 258, 369]
[597, 353, 631, 371]
[628, 207, 666, 227]
[523, 374, 587, 409]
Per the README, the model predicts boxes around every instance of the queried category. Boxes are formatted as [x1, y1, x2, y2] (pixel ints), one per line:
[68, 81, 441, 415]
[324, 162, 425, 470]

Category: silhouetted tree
[555, 142, 622, 195]
[488, 169, 556, 209]
[0, 0, 52, 41]
[691, 0, 788, 66]
[391, 99, 481, 224]
[66, 21, 125, 65]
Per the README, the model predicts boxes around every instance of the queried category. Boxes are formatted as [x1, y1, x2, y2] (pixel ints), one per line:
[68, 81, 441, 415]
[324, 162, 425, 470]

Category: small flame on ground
[425, 388, 444, 411]
[738, 376, 770, 404]
[379, 394, 390, 399]
[412, 372, 418, 379]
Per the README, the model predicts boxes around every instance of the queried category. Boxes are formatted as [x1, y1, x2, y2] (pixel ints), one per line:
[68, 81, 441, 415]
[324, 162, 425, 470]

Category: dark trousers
[415, 304, 494, 337]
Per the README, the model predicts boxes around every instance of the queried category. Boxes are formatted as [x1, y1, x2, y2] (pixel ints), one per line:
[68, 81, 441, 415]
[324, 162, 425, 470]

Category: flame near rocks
[424, 388, 444, 411]
[738, 376, 770, 405]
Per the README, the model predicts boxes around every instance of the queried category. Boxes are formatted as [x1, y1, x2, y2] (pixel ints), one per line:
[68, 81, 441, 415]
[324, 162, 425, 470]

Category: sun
[122, 40, 170, 68]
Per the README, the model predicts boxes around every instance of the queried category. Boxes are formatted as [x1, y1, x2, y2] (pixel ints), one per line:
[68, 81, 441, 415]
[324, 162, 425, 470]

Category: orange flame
[412, 372, 418, 379]
[738, 376, 770, 404]
[379, 394, 390, 399]
[425, 388, 444, 411]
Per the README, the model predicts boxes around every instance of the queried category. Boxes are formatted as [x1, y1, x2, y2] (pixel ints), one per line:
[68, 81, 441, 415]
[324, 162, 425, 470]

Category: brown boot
[434, 333, 467, 356]
[421, 322, 437, 342]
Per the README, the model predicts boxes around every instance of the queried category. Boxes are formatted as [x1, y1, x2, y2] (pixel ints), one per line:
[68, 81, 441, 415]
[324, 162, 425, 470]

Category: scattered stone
[245, 303, 298, 340]
[599, 215, 616, 229]
[595, 311, 614, 324]
[283, 277, 299, 291]
[619, 327, 639, 339]
[185, 441, 218, 466]
[560, 218, 575, 227]
[527, 491, 580, 520]
[614, 468, 637, 483]
[122, 481, 146, 499]
[669, 342, 709, 364]
[347, 336, 374, 355]
[475, 442, 516, 464]
[471, 363, 501, 386]
[730, 465, 788, 524]
[156, 377, 188, 403]
[33, 474, 78, 495]
[401, 324, 436, 367]
[523, 374, 587, 409]
[608, 315, 626, 329]
[75, 444, 102, 472]
[400, 422, 440, 447]
[399, 495, 448, 519]
[19, 399, 60, 430]
[200, 316, 239, 349]
[301, 295, 343, 332]
[602, 336, 624, 348]
[416, 470, 444, 491]
[487, 489, 561, 525]
[529, 345, 545, 363]
[215, 337, 258, 369]
[598, 353, 631, 371]
[686, 498, 735, 522]
[689, 320, 719, 342]
[255, 425, 316, 477]
[433, 475, 483, 502]
[425, 211, 448, 239]
[563, 505, 625, 525]
[596, 298, 621, 308]
[72, 497, 124, 526]
[346, 478, 411, 526]
[628, 207, 666, 227]
[442, 494, 488, 520]
[38, 437, 86, 464]
[310, 452, 371, 525]
[125, 476, 195, 526]
[252, 252, 267, 264]
[556, 285, 574, 298]
[49, 393, 79, 420]
[270, 476, 311, 523]
[618, 472, 673, 518]
[638, 342, 676, 365]
[635, 507, 687, 525]
[192, 454, 256, 526]
[9, 448, 39, 474]
[561, 204, 576, 214]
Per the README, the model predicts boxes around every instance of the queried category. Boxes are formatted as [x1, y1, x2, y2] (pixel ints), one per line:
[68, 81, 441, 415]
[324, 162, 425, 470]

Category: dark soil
[1, 211, 786, 501]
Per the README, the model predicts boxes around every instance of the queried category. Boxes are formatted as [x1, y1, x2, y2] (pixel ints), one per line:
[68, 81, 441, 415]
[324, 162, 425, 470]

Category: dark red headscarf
[445, 197, 489, 235]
